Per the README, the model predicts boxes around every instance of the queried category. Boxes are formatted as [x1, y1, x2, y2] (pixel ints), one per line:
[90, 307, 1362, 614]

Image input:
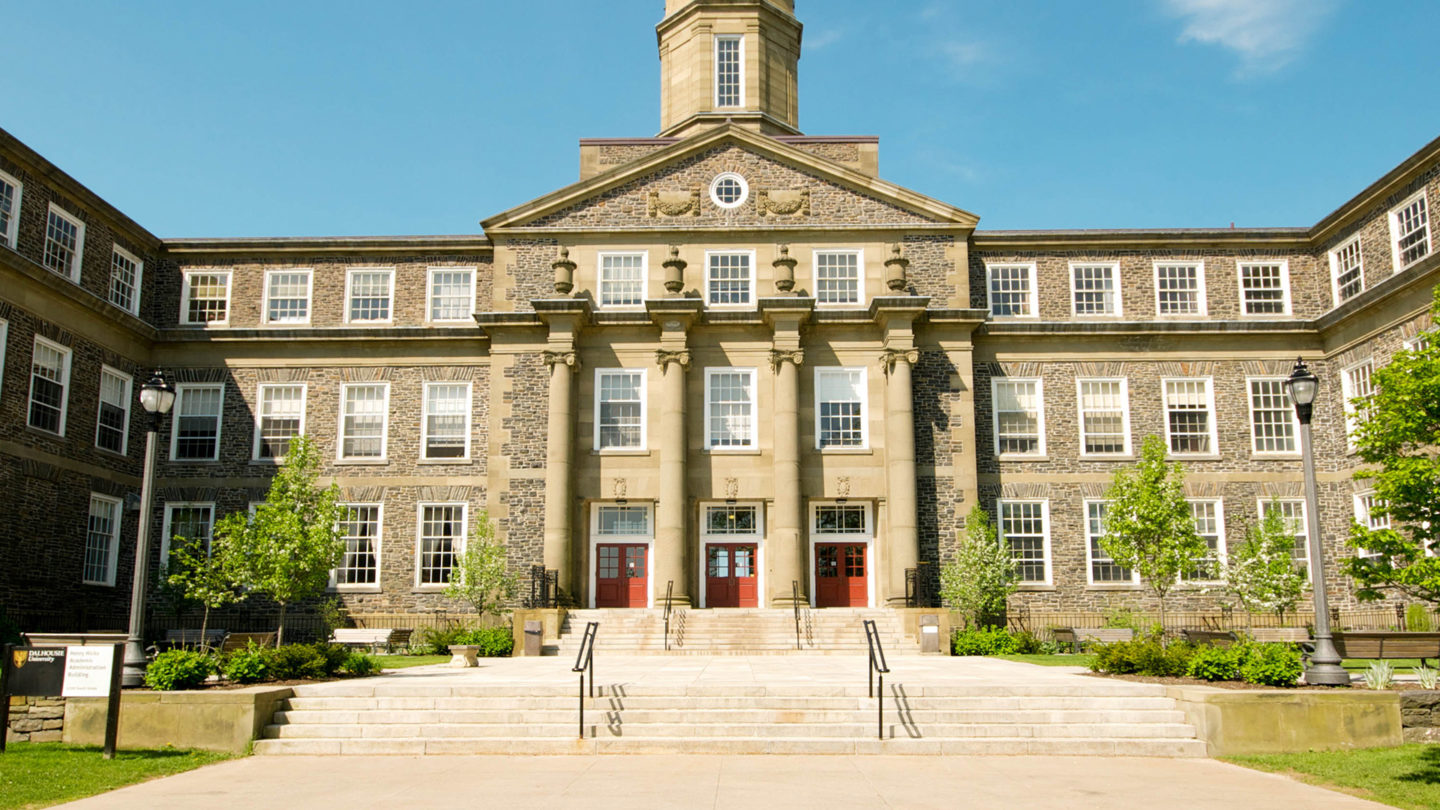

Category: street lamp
[122, 370, 176, 687]
[1284, 358, 1350, 686]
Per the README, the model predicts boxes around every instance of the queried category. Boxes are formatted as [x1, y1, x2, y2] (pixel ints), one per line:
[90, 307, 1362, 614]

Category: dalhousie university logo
[12, 650, 27, 668]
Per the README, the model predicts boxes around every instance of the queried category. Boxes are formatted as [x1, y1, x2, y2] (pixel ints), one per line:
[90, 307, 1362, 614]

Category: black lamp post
[122, 370, 176, 688]
[1284, 358, 1350, 686]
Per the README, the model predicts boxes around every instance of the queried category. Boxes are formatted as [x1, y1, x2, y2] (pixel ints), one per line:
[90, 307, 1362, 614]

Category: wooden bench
[220, 632, 276, 653]
[160, 629, 227, 651]
[1052, 627, 1134, 653]
[331, 628, 401, 653]
[1250, 627, 1313, 646]
[1181, 629, 1238, 647]
[1332, 631, 1440, 667]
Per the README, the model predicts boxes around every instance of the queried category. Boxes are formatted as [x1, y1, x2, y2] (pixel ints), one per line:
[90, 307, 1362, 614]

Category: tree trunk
[277, 602, 287, 647]
[1157, 594, 1168, 646]
[200, 605, 211, 648]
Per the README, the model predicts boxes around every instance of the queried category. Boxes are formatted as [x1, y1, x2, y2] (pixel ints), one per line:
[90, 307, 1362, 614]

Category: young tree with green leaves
[1224, 500, 1305, 622]
[939, 505, 1019, 628]
[1099, 434, 1209, 637]
[1343, 286, 1440, 604]
[445, 508, 518, 620]
[218, 435, 344, 645]
[165, 532, 247, 643]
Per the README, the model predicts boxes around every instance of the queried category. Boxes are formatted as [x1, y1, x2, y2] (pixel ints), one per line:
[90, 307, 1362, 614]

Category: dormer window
[715, 35, 743, 107]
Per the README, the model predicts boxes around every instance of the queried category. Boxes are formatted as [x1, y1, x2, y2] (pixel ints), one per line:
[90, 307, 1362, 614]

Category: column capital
[768, 348, 805, 372]
[879, 348, 918, 375]
[543, 350, 580, 371]
[655, 348, 691, 368]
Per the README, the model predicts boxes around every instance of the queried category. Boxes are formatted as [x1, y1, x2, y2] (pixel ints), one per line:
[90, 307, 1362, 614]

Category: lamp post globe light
[1284, 358, 1351, 686]
[122, 370, 176, 688]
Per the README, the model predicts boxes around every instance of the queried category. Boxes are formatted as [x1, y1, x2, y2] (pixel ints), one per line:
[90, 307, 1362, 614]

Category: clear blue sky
[3, 1, 1437, 237]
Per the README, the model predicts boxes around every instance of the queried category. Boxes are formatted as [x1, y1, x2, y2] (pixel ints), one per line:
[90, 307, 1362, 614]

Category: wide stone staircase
[254, 680, 1206, 756]
[549, 608, 915, 656]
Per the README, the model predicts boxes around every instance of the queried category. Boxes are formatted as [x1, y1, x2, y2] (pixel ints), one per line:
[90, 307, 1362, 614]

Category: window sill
[593, 449, 652, 457]
[817, 447, 872, 455]
[96, 447, 131, 461]
[24, 426, 65, 441]
[331, 585, 382, 594]
[412, 586, 448, 594]
[1079, 454, 1134, 462]
[1166, 454, 1221, 461]
[335, 458, 390, 466]
[343, 320, 395, 327]
[997, 454, 1048, 462]
[418, 458, 474, 465]
[1085, 584, 1141, 591]
[81, 581, 116, 588]
[705, 448, 762, 456]
[1016, 585, 1055, 592]
[1252, 453, 1302, 461]
[260, 322, 312, 328]
[169, 458, 221, 464]
[249, 459, 283, 465]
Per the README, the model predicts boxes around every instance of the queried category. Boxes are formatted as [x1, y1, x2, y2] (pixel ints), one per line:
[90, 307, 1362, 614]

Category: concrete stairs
[254, 681, 1206, 757]
[549, 608, 916, 656]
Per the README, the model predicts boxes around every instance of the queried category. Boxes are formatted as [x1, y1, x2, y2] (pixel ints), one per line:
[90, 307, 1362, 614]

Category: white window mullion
[1070, 262, 1121, 316]
[595, 369, 647, 450]
[1077, 378, 1130, 457]
[335, 503, 382, 588]
[999, 500, 1050, 586]
[992, 378, 1044, 457]
[416, 503, 465, 587]
[986, 262, 1037, 318]
[84, 494, 123, 586]
[339, 383, 389, 460]
[346, 268, 395, 323]
[254, 383, 307, 460]
[43, 203, 85, 282]
[0, 169, 22, 249]
[1163, 377, 1216, 456]
[1154, 261, 1206, 316]
[815, 367, 867, 449]
[28, 336, 71, 436]
[422, 381, 472, 460]
[705, 368, 757, 449]
[1390, 191, 1432, 271]
[1238, 261, 1291, 316]
[96, 366, 132, 455]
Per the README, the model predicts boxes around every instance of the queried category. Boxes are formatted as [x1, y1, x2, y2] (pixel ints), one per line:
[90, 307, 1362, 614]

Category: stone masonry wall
[1401, 691, 1440, 743]
[6, 696, 65, 743]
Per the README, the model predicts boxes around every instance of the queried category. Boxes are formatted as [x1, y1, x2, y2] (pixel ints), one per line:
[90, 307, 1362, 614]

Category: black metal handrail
[662, 580, 674, 651]
[792, 580, 802, 650]
[864, 618, 889, 740]
[572, 621, 598, 739]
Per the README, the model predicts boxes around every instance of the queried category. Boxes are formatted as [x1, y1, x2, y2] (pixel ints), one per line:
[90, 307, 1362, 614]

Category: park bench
[1249, 627, 1313, 646]
[220, 632, 276, 653]
[1181, 629, 1237, 647]
[330, 627, 410, 653]
[1331, 631, 1440, 667]
[1052, 627, 1134, 653]
[159, 628, 227, 650]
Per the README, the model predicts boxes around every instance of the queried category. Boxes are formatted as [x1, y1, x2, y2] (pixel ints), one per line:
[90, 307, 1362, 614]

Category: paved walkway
[59, 754, 1388, 809]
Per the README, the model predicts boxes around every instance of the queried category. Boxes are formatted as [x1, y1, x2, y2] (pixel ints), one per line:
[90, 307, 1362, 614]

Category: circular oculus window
[709, 173, 749, 209]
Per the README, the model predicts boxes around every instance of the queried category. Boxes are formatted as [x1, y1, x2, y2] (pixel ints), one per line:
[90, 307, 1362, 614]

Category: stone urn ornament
[663, 245, 687, 295]
[553, 247, 576, 295]
[773, 244, 797, 294]
[884, 243, 909, 293]
[449, 644, 480, 668]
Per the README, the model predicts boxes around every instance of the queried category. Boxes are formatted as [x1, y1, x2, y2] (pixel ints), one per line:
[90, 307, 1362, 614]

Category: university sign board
[1, 642, 124, 757]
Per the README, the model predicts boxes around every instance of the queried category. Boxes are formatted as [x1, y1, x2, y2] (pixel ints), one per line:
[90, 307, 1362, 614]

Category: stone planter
[448, 645, 480, 668]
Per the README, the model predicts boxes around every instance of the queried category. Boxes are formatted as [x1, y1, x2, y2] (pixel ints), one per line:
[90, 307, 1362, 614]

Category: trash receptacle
[523, 620, 542, 657]
[919, 614, 940, 653]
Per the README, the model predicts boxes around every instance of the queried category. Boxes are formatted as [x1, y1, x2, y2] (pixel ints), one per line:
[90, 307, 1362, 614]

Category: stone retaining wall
[1400, 691, 1440, 742]
[6, 696, 66, 742]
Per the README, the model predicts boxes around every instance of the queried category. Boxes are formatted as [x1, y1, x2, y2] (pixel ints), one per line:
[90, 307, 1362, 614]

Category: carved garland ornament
[756, 188, 811, 218]
[648, 188, 702, 218]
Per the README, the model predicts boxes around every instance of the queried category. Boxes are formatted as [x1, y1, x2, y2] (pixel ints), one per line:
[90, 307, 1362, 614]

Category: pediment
[482, 126, 979, 232]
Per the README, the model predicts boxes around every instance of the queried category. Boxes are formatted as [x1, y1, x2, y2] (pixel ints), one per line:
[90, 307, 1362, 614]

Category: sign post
[1, 642, 124, 758]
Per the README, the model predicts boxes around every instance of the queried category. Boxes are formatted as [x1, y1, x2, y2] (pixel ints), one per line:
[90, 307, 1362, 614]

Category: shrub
[1363, 660, 1396, 690]
[418, 626, 470, 656]
[145, 649, 215, 690]
[1090, 637, 1196, 677]
[953, 626, 1022, 656]
[459, 625, 514, 657]
[341, 652, 381, 677]
[314, 642, 351, 675]
[1407, 604, 1434, 632]
[268, 643, 329, 680]
[1418, 666, 1439, 690]
[222, 641, 272, 684]
[1186, 645, 1240, 681]
[1238, 642, 1304, 687]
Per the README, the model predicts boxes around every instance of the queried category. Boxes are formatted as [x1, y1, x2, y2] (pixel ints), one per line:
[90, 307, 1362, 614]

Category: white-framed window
[345, 267, 394, 323]
[339, 382, 389, 460]
[986, 263, 1037, 318]
[1405, 332, 1432, 352]
[254, 383, 306, 460]
[703, 503, 763, 538]
[714, 34, 743, 108]
[998, 500, 1050, 585]
[1070, 262, 1121, 316]
[595, 369, 646, 450]
[1329, 237, 1365, 306]
[598, 252, 647, 309]
[1154, 261, 1205, 316]
[815, 250, 863, 307]
[334, 503, 381, 588]
[109, 246, 143, 316]
[1163, 377, 1217, 456]
[1085, 500, 1136, 585]
[992, 378, 1044, 457]
[705, 367, 757, 449]
[43, 203, 84, 282]
[427, 267, 476, 322]
[83, 493, 122, 587]
[28, 336, 71, 436]
[1390, 190, 1431, 271]
[95, 365, 132, 455]
[1354, 492, 1388, 559]
[710, 173, 749, 209]
[1077, 378, 1130, 457]
[422, 381, 471, 460]
[160, 502, 215, 567]
[172, 383, 224, 461]
[1238, 261, 1291, 316]
[263, 269, 312, 325]
[815, 367, 867, 449]
[0, 319, 8, 398]
[180, 271, 231, 326]
[416, 503, 465, 587]
[594, 503, 654, 539]
[1259, 498, 1308, 570]
[812, 501, 872, 536]
[1183, 500, 1225, 582]
[1248, 377, 1299, 455]
[1341, 359, 1374, 451]
[0, 169, 21, 249]
[706, 250, 755, 307]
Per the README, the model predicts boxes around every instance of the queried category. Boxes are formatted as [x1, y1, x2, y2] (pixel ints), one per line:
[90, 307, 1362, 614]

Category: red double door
[815, 543, 867, 607]
[705, 543, 758, 608]
[596, 544, 649, 607]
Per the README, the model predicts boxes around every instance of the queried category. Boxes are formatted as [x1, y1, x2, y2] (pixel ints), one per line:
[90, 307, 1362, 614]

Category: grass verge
[1225, 745, 1440, 810]
[0, 742, 230, 810]
[374, 654, 450, 670]
[995, 654, 1097, 667]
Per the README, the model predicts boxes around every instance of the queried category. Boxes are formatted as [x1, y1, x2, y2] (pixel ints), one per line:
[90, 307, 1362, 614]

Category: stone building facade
[1, 0, 1437, 632]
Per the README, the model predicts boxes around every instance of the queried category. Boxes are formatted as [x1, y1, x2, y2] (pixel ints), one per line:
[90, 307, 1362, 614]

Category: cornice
[163, 235, 495, 258]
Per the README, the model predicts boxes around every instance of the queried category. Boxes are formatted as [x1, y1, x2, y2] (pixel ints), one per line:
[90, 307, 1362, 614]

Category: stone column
[770, 348, 805, 607]
[542, 350, 578, 591]
[655, 349, 692, 607]
[882, 348, 919, 607]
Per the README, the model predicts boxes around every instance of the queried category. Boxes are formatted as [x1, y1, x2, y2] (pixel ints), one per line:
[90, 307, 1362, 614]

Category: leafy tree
[1223, 500, 1305, 622]
[166, 532, 247, 643]
[1343, 286, 1440, 604]
[940, 505, 1018, 628]
[219, 435, 344, 645]
[1099, 434, 1209, 637]
[445, 509, 518, 620]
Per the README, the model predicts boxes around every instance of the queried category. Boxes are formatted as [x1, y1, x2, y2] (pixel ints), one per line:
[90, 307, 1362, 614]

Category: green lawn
[995, 654, 1097, 667]
[1225, 745, 1440, 810]
[374, 654, 449, 670]
[1344, 659, 1428, 673]
[0, 743, 230, 810]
